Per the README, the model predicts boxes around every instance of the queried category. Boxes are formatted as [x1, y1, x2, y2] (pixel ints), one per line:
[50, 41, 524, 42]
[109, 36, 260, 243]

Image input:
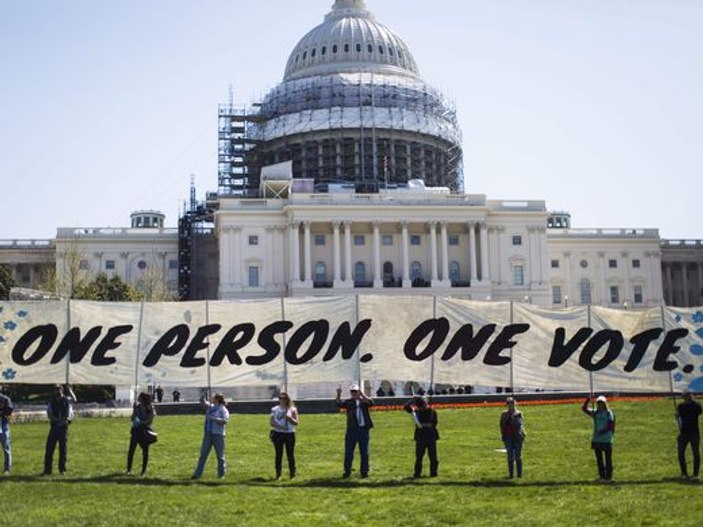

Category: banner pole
[281, 298, 288, 393]
[430, 296, 437, 393]
[205, 300, 212, 396]
[65, 299, 71, 385]
[587, 304, 594, 408]
[356, 295, 362, 387]
[661, 305, 678, 417]
[509, 300, 514, 393]
[133, 301, 145, 399]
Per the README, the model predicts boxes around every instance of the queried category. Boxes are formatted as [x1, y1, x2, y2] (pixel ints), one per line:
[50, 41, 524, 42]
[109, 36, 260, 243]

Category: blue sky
[1, 0, 701, 240]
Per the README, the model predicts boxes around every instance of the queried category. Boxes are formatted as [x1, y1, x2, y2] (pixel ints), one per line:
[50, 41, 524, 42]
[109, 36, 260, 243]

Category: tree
[73, 273, 144, 302]
[0, 264, 16, 300]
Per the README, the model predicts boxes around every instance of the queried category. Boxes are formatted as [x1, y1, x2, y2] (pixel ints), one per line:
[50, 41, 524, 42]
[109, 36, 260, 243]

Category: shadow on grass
[3, 473, 700, 488]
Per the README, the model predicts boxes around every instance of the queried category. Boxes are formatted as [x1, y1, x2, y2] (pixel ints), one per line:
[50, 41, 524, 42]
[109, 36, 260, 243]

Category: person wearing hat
[676, 390, 701, 480]
[0, 391, 13, 476]
[335, 383, 374, 478]
[581, 395, 616, 481]
[404, 395, 439, 478]
[499, 397, 525, 479]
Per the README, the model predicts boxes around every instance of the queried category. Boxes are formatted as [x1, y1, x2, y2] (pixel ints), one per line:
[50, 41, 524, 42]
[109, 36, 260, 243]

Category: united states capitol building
[2, 0, 701, 310]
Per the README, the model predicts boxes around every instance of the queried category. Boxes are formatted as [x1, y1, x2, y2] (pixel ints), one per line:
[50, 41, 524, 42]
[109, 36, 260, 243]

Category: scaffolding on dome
[217, 74, 464, 197]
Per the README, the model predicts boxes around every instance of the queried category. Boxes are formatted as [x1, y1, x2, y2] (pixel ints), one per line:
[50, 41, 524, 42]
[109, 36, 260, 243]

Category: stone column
[598, 252, 606, 306]
[303, 221, 313, 286]
[440, 221, 450, 285]
[373, 221, 383, 288]
[429, 221, 438, 284]
[621, 251, 630, 306]
[682, 263, 690, 307]
[495, 226, 504, 285]
[333, 221, 342, 287]
[666, 262, 673, 305]
[401, 221, 411, 287]
[468, 221, 477, 285]
[344, 221, 353, 286]
[232, 227, 242, 290]
[289, 221, 301, 286]
[479, 221, 490, 283]
[698, 262, 703, 305]
[564, 252, 573, 305]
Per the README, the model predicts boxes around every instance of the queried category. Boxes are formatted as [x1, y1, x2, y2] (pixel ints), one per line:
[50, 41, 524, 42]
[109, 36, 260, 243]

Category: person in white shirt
[269, 392, 299, 480]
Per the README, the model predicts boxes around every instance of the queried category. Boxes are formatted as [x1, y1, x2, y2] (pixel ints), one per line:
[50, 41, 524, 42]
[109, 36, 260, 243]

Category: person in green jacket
[582, 395, 615, 481]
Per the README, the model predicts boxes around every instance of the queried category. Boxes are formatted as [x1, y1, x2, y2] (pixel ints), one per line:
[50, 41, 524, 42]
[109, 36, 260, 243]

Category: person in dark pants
[44, 384, 76, 475]
[336, 383, 374, 478]
[676, 390, 701, 480]
[155, 386, 164, 403]
[172, 389, 181, 403]
[582, 395, 615, 481]
[0, 392, 14, 476]
[127, 392, 156, 477]
[269, 392, 298, 480]
[404, 396, 439, 478]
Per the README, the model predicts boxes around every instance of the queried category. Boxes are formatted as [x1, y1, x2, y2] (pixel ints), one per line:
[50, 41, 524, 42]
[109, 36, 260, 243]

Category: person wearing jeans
[582, 395, 615, 481]
[0, 392, 13, 476]
[500, 397, 525, 479]
[336, 383, 374, 478]
[192, 393, 230, 479]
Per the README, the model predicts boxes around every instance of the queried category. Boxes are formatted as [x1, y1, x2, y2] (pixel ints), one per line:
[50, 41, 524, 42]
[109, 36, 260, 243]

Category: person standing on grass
[127, 392, 156, 477]
[44, 384, 76, 475]
[676, 390, 701, 480]
[155, 386, 164, 403]
[582, 395, 615, 481]
[269, 392, 298, 480]
[336, 383, 374, 478]
[404, 395, 439, 478]
[0, 391, 13, 476]
[499, 397, 525, 479]
[192, 393, 229, 479]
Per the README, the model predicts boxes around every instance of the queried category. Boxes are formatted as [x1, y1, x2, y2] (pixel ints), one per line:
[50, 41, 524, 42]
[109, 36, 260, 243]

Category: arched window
[449, 261, 460, 282]
[411, 261, 422, 280]
[332, 44, 338, 54]
[311, 48, 316, 58]
[580, 278, 592, 305]
[378, 45, 384, 54]
[383, 261, 394, 278]
[356, 43, 361, 52]
[314, 262, 327, 282]
[302, 51, 307, 60]
[388, 47, 394, 56]
[321, 46, 326, 56]
[367, 43, 373, 53]
[344, 43, 350, 53]
[354, 262, 366, 282]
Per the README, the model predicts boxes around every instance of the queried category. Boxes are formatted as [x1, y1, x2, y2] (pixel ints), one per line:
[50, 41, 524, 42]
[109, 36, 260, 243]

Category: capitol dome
[220, 0, 463, 195]
[283, 0, 419, 81]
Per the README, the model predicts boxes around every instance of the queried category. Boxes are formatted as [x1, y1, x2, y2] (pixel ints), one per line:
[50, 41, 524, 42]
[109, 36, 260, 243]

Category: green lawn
[1, 400, 700, 526]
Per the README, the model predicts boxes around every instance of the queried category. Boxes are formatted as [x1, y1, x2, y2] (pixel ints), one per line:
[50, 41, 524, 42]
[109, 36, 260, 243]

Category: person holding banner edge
[581, 395, 615, 481]
[336, 383, 374, 478]
[43, 384, 76, 476]
[192, 393, 230, 479]
[404, 395, 439, 478]
[676, 390, 701, 480]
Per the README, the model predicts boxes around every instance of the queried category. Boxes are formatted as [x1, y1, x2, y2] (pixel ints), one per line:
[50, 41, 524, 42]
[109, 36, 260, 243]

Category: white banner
[0, 298, 702, 392]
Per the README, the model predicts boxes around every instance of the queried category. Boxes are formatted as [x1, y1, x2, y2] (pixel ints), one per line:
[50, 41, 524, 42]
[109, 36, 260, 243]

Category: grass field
[1, 399, 700, 526]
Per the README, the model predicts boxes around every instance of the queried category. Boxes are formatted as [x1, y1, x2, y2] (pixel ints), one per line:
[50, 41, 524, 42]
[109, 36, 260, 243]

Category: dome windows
[321, 46, 326, 55]
[388, 46, 394, 56]
[344, 43, 349, 52]
[367, 44, 373, 53]
[333, 44, 338, 53]
[356, 43, 361, 52]
[378, 45, 384, 54]
[311, 48, 316, 58]
[303, 51, 307, 60]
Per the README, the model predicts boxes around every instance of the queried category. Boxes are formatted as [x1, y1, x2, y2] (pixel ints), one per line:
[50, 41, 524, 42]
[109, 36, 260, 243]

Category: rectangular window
[79, 259, 89, 270]
[632, 259, 641, 268]
[580, 281, 592, 305]
[410, 235, 421, 246]
[513, 265, 524, 286]
[381, 234, 393, 246]
[610, 286, 620, 304]
[105, 260, 115, 270]
[354, 235, 365, 246]
[551, 259, 559, 269]
[248, 235, 259, 246]
[634, 285, 643, 304]
[608, 259, 617, 269]
[552, 285, 562, 304]
[248, 266, 259, 287]
[448, 235, 459, 246]
[512, 235, 522, 246]
[168, 259, 178, 270]
[314, 235, 326, 246]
